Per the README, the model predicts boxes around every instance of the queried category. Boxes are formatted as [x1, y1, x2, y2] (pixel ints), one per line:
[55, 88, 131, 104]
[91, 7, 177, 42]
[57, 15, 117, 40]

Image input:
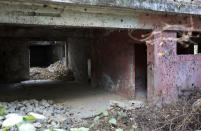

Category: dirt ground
[0, 81, 145, 119]
[0, 80, 200, 130]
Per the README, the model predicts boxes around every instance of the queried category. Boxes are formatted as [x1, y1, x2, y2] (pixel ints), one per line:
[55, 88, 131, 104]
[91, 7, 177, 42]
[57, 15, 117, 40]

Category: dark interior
[30, 45, 52, 67]
[135, 43, 147, 95]
[177, 31, 201, 55]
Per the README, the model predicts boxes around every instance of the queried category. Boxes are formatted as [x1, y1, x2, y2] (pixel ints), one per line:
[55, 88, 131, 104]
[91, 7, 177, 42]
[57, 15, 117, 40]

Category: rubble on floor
[84, 87, 201, 131]
[30, 61, 74, 81]
[0, 99, 84, 131]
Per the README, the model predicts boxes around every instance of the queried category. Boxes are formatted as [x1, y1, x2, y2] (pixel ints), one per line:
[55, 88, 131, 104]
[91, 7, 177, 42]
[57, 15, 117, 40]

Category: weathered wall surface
[1, 1, 201, 30]
[92, 31, 135, 98]
[68, 38, 91, 82]
[0, 40, 29, 83]
[48, 42, 65, 65]
[2, 0, 201, 15]
[151, 31, 201, 105]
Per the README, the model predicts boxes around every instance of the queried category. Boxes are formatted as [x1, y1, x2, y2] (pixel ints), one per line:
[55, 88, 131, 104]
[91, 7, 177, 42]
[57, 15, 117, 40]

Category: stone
[0, 99, 77, 130]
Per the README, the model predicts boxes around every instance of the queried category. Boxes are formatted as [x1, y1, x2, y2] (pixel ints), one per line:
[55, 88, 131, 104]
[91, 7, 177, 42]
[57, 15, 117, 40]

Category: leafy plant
[0, 106, 6, 116]
[109, 118, 117, 125]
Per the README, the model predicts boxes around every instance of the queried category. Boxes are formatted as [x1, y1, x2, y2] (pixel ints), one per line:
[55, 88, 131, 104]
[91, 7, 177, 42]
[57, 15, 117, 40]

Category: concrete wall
[47, 42, 65, 65]
[68, 38, 91, 82]
[0, 40, 29, 83]
[92, 31, 135, 98]
[92, 30, 153, 98]
[150, 31, 201, 105]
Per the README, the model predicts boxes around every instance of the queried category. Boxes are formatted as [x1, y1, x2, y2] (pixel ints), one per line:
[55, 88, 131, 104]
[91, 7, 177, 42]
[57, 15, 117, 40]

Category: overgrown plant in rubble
[83, 109, 137, 131]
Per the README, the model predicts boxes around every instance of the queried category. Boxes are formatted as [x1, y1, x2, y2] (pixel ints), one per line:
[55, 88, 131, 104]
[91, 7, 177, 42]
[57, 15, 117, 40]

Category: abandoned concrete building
[0, 0, 201, 106]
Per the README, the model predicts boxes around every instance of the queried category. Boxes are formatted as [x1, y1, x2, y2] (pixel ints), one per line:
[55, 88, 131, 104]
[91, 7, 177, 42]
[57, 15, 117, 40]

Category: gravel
[0, 99, 83, 130]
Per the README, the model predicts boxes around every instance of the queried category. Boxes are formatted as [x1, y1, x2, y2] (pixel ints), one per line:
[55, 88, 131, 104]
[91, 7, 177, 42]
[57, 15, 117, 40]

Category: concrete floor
[0, 80, 146, 118]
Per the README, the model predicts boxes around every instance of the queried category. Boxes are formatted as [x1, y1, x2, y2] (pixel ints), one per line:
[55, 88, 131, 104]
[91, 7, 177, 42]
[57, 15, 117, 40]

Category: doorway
[135, 43, 147, 100]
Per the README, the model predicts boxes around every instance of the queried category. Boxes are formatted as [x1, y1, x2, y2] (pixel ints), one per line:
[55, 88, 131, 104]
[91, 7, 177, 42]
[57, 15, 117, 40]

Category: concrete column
[68, 38, 91, 82]
[0, 39, 29, 83]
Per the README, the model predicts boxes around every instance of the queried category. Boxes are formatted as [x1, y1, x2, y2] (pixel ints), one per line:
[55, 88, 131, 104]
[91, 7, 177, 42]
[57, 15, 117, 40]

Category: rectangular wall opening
[177, 31, 201, 55]
[135, 43, 147, 100]
[29, 41, 73, 81]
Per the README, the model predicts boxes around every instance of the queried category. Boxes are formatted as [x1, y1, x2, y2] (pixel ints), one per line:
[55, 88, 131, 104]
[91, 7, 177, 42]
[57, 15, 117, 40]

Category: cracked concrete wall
[0, 40, 29, 83]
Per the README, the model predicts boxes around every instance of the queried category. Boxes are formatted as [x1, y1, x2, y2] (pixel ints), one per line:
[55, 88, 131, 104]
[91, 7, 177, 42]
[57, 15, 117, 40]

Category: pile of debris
[30, 61, 74, 81]
[0, 99, 83, 131]
[133, 87, 201, 130]
[85, 87, 201, 130]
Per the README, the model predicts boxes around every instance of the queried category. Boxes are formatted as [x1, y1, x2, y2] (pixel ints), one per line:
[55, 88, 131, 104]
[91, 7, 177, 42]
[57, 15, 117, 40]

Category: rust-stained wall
[92, 30, 150, 98]
[92, 28, 201, 104]
[151, 31, 201, 105]
[92, 31, 135, 98]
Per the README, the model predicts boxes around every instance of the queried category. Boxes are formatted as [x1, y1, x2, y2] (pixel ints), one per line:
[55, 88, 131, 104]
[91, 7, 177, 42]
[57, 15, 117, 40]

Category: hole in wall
[29, 41, 73, 81]
[177, 31, 201, 55]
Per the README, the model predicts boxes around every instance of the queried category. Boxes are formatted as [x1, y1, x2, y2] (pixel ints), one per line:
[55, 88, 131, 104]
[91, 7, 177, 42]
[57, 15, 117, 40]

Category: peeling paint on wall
[151, 31, 201, 105]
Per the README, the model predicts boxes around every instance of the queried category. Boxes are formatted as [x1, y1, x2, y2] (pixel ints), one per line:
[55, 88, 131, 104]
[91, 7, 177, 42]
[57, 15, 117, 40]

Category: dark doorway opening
[135, 43, 147, 100]
[29, 41, 66, 68]
[30, 45, 51, 67]
[29, 41, 71, 81]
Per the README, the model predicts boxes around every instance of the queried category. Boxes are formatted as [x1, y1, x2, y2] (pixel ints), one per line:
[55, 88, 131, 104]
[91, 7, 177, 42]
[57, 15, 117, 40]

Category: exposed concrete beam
[0, 1, 201, 30]
[0, 1, 145, 29]
[0, 25, 94, 40]
[2, 0, 201, 16]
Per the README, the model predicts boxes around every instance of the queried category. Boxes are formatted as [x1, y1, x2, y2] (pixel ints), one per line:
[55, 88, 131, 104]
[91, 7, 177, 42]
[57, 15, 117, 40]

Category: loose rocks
[0, 99, 82, 130]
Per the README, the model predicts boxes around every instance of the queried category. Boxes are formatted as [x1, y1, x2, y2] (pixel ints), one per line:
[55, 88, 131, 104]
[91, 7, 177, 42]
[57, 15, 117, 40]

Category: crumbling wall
[151, 31, 201, 105]
[0, 40, 29, 83]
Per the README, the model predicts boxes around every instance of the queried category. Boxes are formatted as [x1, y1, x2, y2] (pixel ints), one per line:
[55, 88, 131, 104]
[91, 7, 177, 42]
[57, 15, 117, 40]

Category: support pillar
[0, 39, 29, 83]
[68, 38, 91, 82]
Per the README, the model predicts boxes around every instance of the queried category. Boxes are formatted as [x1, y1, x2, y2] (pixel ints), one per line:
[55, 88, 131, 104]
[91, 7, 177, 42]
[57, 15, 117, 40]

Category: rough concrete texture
[0, 40, 29, 83]
[2, 0, 201, 15]
[0, 26, 93, 41]
[92, 30, 137, 98]
[1, 1, 201, 30]
[150, 31, 201, 105]
[68, 38, 91, 82]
